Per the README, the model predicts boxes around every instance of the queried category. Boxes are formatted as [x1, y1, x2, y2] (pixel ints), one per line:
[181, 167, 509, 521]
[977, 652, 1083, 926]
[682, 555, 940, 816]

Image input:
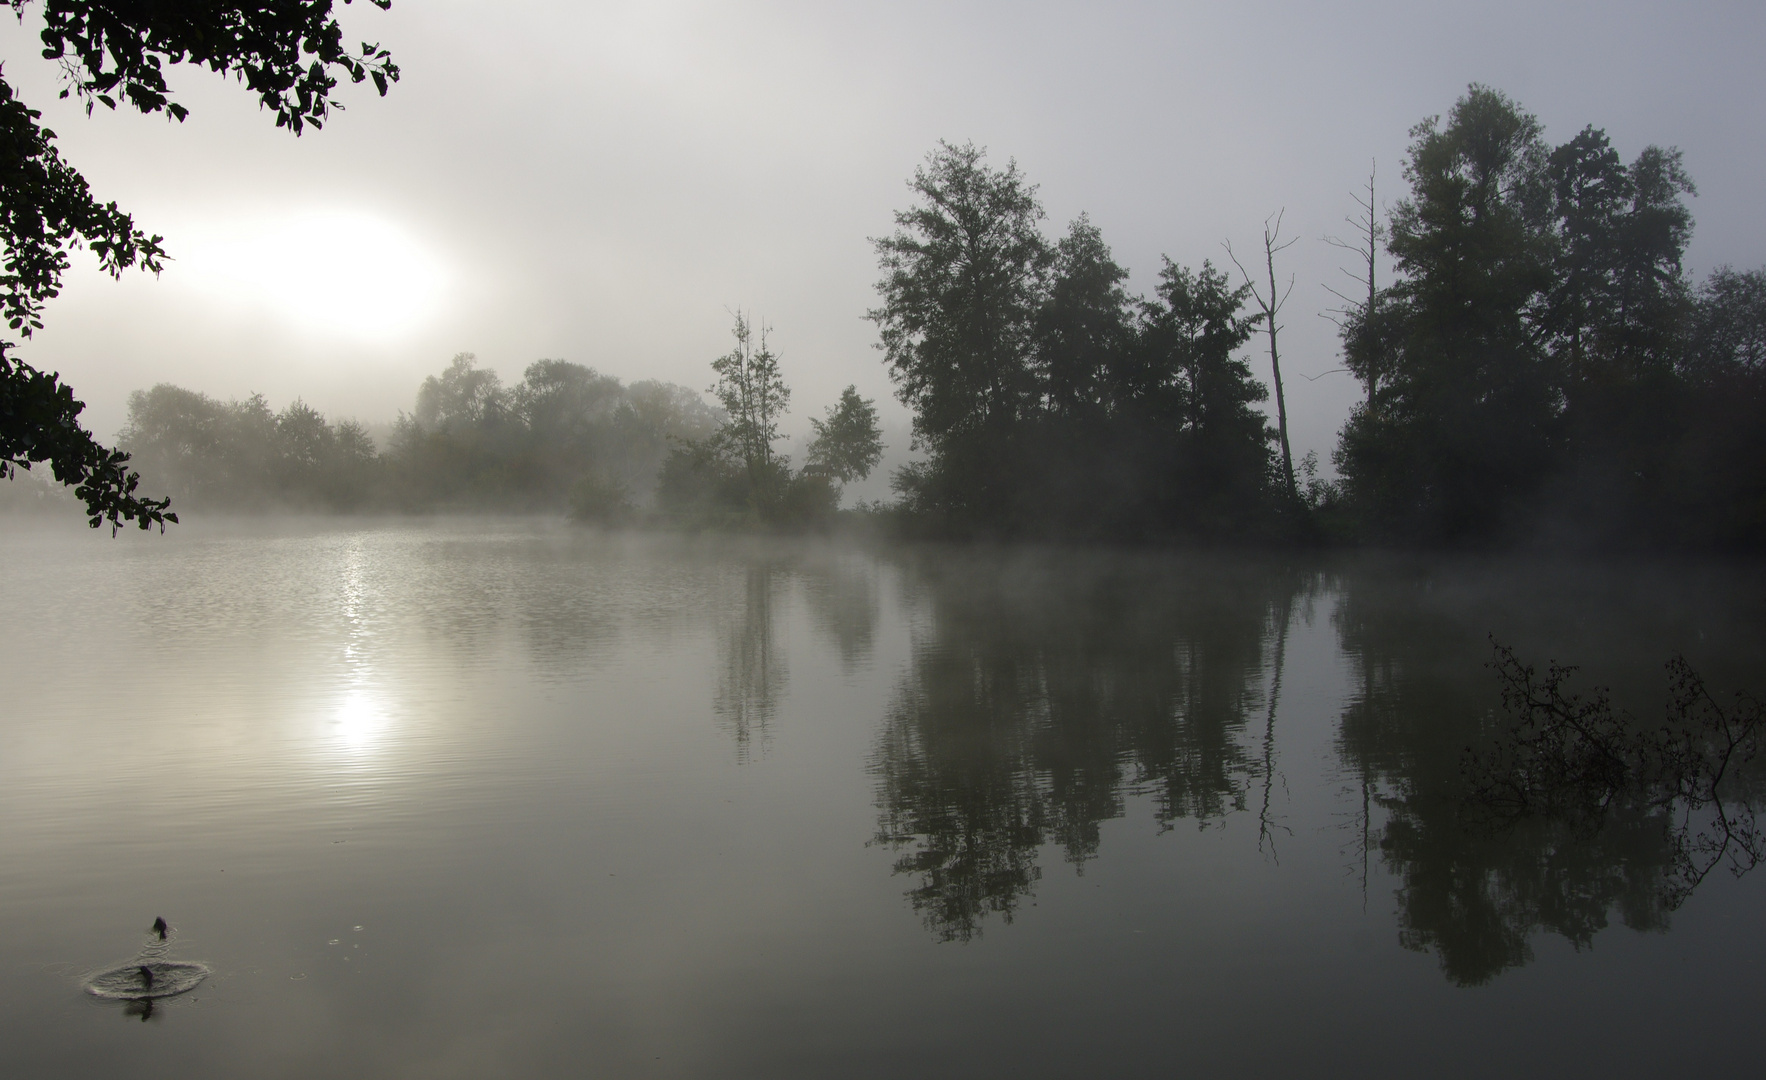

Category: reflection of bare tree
[871, 552, 1305, 942]
[1335, 631, 1391, 911]
[715, 566, 788, 762]
[1257, 594, 1293, 859]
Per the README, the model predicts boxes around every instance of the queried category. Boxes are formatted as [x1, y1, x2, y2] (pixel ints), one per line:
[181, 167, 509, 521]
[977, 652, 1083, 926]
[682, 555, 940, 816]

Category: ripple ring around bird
[84, 961, 210, 1000]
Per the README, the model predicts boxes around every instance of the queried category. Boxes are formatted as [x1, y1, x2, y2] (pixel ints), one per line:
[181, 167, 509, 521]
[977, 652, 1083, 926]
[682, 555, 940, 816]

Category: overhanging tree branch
[0, 1, 399, 527]
[1, 342, 174, 530]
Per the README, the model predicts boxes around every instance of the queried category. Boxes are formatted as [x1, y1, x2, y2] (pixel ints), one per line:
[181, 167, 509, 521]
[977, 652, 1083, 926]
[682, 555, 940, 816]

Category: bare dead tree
[1225, 210, 1299, 504]
[1323, 162, 1387, 405]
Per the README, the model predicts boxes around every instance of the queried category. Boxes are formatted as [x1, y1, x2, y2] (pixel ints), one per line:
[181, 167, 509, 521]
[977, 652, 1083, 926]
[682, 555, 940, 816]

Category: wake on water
[83, 922, 210, 1002]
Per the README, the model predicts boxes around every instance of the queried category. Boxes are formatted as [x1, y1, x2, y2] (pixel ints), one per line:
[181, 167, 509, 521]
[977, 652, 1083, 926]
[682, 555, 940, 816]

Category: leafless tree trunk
[1226, 211, 1299, 504]
[1325, 163, 1386, 406]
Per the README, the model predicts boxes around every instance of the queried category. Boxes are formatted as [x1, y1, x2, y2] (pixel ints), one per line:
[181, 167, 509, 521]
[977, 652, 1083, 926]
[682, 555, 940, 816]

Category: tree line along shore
[6, 84, 1762, 549]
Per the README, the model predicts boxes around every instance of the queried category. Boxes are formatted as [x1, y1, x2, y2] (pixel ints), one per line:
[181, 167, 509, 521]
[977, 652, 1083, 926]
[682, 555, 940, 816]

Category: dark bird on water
[139, 965, 154, 989]
[151, 917, 167, 940]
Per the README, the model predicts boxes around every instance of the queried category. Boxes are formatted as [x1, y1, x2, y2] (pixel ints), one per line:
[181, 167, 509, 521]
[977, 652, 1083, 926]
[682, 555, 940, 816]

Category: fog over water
[3, 0, 1763, 476]
[3, 518, 1762, 1076]
[6, 3, 1766, 1072]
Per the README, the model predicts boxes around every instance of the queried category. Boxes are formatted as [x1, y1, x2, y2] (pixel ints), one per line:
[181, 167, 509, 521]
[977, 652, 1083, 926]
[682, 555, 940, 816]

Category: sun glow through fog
[177, 208, 452, 340]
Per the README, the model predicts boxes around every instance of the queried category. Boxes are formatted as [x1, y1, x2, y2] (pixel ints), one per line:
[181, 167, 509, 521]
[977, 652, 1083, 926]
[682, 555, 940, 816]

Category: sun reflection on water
[329, 687, 390, 758]
[323, 540, 394, 764]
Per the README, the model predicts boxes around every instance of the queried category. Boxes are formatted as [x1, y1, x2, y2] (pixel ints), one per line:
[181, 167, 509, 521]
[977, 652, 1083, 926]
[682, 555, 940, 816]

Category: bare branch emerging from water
[1466, 640, 1766, 907]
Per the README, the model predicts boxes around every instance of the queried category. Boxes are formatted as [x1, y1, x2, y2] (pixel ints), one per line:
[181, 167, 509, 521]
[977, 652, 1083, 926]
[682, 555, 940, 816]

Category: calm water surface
[2, 518, 1762, 1078]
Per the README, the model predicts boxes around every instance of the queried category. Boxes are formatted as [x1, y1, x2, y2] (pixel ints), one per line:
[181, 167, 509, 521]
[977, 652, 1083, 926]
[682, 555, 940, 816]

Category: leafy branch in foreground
[1, 342, 174, 530]
[2, 1, 400, 525]
[21, 0, 399, 132]
[1466, 639, 1765, 907]
[0, 71, 166, 337]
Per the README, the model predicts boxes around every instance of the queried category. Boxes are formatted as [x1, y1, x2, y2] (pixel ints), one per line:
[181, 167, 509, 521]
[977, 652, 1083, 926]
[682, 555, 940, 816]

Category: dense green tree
[414, 352, 507, 432]
[998, 216, 1140, 536]
[391, 353, 529, 506]
[515, 360, 622, 449]
[1324, 86, 1762, 550]
[0, 0, 398, 529]
[805, 385, 883, 485]
[113, 354, 720, 517]
[1539, 129, 1693, 383]
[1665, 267, 1766, 546]
[1036, 214, 1132, 420]
[707, 312, 791, 491]
[1686, 266, 1766, 375]
[513, 359, 626, 511]
[1539, 126, 1634, 371]
[604, 378, 722, 498]
[1336, 86, 1558, 542]
[869, 144, 1289, 539]
[1537, 132, 1698, 545]
[1128, 259, 1273, 535]
[870, 141, 1049, 447]
[114, 384, 225, 498]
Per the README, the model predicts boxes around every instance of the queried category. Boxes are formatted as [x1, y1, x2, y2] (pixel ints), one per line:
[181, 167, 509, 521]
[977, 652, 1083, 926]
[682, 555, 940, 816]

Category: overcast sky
[6, 0, 1764, 480]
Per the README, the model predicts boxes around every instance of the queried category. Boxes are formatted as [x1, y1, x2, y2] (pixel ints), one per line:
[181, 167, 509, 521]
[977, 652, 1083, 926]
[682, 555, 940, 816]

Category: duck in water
[139, 965, 154, 990]
[151, 917, 168, 941]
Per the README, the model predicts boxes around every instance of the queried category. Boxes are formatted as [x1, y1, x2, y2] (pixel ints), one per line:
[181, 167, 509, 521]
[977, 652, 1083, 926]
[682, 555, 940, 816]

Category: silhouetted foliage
[871, 144, 1279, 540]
[708, 313, 790, 490]
[2, 345, 174, 530]
[1333, 84, 1766, 550]
[0, 0, 398, 526]
[1334, 86, 1557, 543]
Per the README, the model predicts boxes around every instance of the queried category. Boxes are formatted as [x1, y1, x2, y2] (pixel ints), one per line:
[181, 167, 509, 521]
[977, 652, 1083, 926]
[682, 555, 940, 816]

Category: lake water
[2, 518, 1762, 1078]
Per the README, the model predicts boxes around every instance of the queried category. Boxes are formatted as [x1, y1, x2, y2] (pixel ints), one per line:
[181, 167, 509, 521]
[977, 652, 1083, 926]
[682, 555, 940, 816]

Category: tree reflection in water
[801, 553, 880, 675]
[715, 565, 788, 762]
[1334, 567, 1764, 986]
[868, 550, 1306, 942]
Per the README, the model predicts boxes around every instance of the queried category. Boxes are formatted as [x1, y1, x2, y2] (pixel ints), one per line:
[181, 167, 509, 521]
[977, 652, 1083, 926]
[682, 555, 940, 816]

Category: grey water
[2, 518, 1762, 1078]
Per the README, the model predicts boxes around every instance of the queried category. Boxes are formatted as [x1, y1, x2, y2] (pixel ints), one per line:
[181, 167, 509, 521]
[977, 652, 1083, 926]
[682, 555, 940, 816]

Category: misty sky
[6, 0, 1763, 479]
